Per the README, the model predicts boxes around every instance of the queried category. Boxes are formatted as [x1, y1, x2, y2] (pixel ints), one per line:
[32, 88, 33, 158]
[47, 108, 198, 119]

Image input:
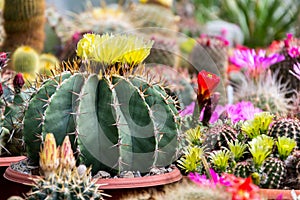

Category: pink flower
[189, 168, 231, 188]
[229, 49, 285, 78]
[289, 62, 300, 80]
[226, 101, 262, 123]
[288, 46, 300, 58]
[179, 102, 196, 117]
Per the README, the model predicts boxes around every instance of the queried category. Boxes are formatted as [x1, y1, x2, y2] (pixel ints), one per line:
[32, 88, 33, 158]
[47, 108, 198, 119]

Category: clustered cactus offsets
[25, 133, 106, 200]
[178, 112, 300, 189]
[23, 33, 181, 176]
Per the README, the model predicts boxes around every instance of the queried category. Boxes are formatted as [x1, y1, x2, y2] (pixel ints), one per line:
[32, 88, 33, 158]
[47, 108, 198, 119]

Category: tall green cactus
[1, 0, 45, 53]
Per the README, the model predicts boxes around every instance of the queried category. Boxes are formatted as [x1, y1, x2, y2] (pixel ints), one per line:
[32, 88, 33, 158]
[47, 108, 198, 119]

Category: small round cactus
[260, 157, 287, 189]
[233, 160, 254, 178]
[12, 46, 40, 74]
[268, 117, 300, 150]
[202, 124, 238, 151]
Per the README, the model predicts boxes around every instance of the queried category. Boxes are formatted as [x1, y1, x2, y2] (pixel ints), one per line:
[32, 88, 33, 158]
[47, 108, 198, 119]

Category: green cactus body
[42, 73, 85, 150]
[203, 124, 237, 151]
[25, 72, 180, 174]
[2, 0, 45, 53]
[77, 74, 179, 174]
[23, 73, 71, 164]
[268, 118, 300, 150]
[260, 157, 287, 189]
[233, 160, 254, 178]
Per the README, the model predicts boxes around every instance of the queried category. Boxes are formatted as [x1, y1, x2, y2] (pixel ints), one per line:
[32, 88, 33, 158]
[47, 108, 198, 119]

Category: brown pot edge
[4, 164, 182, 189]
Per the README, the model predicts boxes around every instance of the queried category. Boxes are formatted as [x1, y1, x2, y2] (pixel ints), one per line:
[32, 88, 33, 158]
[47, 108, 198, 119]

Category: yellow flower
[76, 33, 98, 60]
[122, 35, 153, 66]
[77, 33, 154, 66]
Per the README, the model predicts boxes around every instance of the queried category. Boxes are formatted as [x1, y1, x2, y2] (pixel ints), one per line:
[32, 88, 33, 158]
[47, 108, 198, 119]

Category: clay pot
[0, 156, 27, 167]
[3, 163, 182, 199]
[0, 156, 30, 200]
[260, 188, 300, 200]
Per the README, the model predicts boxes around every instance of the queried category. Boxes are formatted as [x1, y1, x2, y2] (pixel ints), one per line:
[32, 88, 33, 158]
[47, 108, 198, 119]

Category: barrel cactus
[24, 33, 181, 175]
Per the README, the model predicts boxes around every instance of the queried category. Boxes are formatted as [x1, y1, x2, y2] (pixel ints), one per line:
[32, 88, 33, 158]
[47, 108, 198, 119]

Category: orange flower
[197, 70, 220, 104]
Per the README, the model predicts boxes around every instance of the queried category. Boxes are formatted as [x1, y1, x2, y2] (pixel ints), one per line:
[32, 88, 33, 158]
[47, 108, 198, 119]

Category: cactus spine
[2, 0, 45, 53]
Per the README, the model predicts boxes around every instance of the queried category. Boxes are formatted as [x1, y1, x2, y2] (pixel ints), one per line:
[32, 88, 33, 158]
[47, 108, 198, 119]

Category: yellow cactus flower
[60, 135, 76, 170]
[39, 133, 59, 178]
[76, 33, 99, 60]
[139, 0, 173, 8]
[77, 33, 153, 66]
[122, 35, 153, 66]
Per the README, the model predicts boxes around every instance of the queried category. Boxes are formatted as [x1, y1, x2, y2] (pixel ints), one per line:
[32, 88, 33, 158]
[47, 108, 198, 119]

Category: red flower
[13, 73, 25, 93]
[224, 175, 261, 200]
[197, 70, 220, 103]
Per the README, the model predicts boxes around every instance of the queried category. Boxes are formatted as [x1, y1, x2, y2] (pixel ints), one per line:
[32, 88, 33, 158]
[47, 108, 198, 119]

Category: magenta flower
[289, 62, 300, 80]
[288, 46, 300, 58]
[230, 49, 285, 78]
[189, 168, 231, 188]
[179, 102, 224, 124]
[179, 102, 196, 117]
[226, 101, 262, 123]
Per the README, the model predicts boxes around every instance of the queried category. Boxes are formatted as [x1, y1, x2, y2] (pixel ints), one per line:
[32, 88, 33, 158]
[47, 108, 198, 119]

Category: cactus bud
[39, 133, 59, 178]
[60, 135, 76, 170]
[13, 73, 25, 93]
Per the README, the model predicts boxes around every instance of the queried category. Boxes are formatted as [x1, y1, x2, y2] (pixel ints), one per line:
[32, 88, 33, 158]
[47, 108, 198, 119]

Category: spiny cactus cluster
[233, 69, 294, 114]
[23, 33, 181, 176]
[0, 52, 33, 157]
[179, 112, 300, 189]
[26, 133, 105, 200]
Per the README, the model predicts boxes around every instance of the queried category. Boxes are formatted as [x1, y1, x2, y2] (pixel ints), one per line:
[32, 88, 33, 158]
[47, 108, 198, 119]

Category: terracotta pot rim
[4, 164, 182, 189]
[0, 156, 27, 167]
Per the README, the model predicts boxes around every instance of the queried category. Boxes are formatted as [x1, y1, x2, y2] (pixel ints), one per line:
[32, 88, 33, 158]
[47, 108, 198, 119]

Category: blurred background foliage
[176, 0, 300, 48]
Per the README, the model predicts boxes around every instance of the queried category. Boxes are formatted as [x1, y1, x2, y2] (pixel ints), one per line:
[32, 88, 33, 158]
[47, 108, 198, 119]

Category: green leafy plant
[219, 0, 300, 47]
